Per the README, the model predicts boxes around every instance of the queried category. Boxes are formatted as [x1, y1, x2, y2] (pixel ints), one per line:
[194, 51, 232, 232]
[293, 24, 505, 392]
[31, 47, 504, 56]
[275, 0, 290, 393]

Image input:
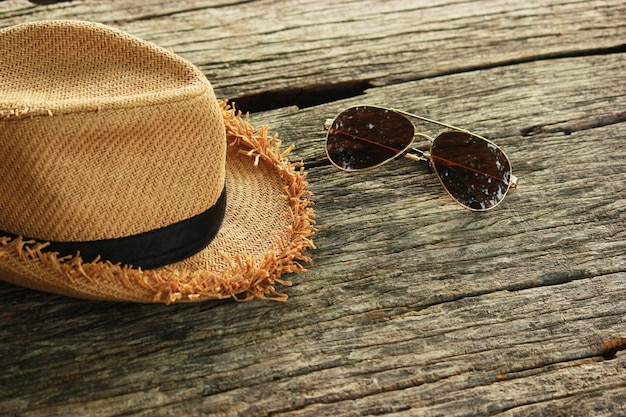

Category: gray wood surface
[1, 1, 625, 416]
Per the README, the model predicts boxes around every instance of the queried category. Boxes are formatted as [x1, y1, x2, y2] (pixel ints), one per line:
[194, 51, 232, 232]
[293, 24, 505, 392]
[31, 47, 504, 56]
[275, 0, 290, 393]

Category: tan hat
[0, 20, 315, 303]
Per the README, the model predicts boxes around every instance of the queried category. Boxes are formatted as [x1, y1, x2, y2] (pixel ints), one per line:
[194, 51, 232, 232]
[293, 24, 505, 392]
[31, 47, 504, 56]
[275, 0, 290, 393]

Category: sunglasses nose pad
[323, 119, 333, 131]
[427, 160, 434, 174]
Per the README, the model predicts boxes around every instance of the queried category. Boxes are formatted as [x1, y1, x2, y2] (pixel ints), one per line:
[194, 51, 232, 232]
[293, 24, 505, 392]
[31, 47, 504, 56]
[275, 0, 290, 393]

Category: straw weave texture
[0, 103, 316, 303]
[0, 21, 315, 303]
[0, 20, 225, 241]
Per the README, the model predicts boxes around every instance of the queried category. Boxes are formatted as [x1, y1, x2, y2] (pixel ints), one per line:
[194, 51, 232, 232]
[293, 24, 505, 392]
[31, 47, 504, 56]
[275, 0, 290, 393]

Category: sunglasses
[324, 106, 518, 211]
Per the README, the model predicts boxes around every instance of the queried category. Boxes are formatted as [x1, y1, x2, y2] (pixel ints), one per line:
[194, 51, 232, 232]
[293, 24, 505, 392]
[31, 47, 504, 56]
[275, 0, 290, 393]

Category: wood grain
[1, 0, 625, 101]
[0, 0, 625, 416]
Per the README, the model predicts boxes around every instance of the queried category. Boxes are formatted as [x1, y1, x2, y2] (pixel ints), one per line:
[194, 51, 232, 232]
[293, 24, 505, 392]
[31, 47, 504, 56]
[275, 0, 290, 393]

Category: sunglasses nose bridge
[414, 132, 434, 142]
[414, 133, 434, 152]
[402, 133, 433, 163]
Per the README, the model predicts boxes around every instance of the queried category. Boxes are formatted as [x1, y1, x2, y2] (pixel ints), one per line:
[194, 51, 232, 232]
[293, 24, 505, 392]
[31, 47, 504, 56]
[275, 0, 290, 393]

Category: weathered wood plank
[257, 53, 626, 160]
[2, 55, 624, 416]
[3, 274, 624, 416]
[1, 0, 625, 102]
[0, 0, 625, 416]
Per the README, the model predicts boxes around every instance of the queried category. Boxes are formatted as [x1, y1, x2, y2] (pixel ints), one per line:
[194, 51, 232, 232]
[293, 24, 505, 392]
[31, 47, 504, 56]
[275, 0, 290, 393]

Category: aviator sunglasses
[324, 106, 518, 211]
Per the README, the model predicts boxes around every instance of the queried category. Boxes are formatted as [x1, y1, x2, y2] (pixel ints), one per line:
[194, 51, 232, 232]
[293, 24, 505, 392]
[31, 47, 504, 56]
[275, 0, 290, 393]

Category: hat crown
[0, 21, 207, 117]
[0, 21, 226, 243]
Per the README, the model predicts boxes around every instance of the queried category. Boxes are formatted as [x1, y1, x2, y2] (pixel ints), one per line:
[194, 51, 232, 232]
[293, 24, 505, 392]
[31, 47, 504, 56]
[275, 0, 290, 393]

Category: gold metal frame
[324, 105, 518, 211]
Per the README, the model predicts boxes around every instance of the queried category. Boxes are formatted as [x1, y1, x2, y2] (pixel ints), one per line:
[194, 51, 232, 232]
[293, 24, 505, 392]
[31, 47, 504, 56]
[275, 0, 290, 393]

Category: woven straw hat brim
[0, 101, 316, 303]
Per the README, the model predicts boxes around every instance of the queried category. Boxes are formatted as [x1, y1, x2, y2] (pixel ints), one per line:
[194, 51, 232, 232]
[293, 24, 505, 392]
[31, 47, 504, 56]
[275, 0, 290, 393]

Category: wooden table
[1, 1, 625, 416]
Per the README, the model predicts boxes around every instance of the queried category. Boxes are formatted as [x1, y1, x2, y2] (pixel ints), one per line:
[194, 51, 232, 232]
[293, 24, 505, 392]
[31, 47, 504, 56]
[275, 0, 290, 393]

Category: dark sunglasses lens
[326, 106, 415, 171]
[430, 132, 513, 210]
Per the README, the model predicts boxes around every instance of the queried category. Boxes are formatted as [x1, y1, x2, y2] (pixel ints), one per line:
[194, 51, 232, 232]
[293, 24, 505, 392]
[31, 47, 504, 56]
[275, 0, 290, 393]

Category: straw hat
[0, 20, 315, 303]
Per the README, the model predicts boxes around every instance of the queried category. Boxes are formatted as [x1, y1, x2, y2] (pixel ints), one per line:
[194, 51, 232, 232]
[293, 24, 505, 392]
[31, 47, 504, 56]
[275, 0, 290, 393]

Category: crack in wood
[231, 44, 625, 114]
[130, 2, 259, 22]
[27, 0, 256, 8]
[229, 79, 374, 113]
[520, 112, 626, 137]
[28, 0, 73, 4]
[429, 43, 626, 79]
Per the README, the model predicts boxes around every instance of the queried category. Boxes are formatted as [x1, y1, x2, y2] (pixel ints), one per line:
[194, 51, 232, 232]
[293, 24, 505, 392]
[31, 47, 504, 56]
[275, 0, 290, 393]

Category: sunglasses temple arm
[391, 108, 488, 140]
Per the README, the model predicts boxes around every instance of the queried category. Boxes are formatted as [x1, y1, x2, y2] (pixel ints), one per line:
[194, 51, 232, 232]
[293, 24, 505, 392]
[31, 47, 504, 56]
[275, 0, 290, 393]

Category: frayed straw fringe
[0, 100, 316, 304]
